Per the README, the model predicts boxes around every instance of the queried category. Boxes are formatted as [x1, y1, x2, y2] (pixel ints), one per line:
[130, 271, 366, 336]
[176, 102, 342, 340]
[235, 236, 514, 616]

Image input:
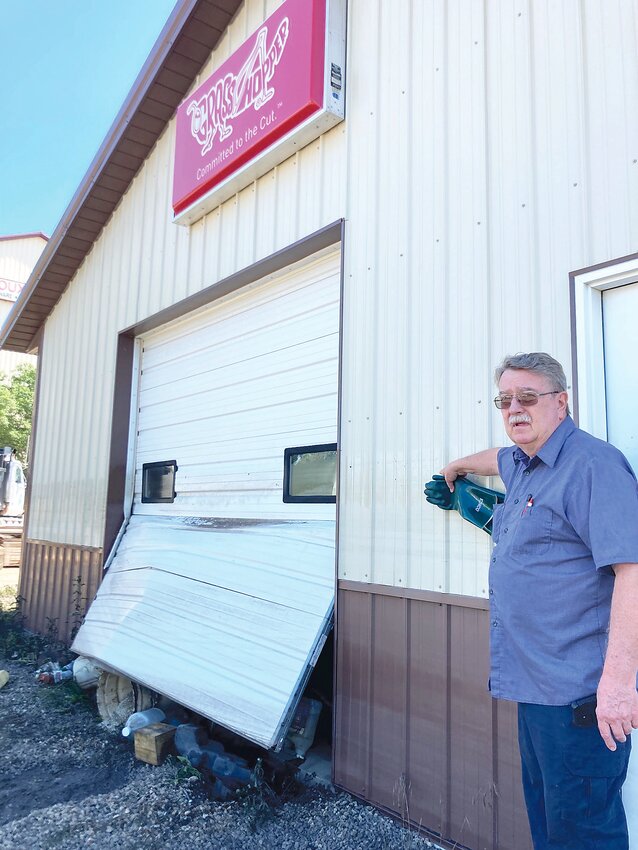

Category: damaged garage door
[73, 249, 340, 749]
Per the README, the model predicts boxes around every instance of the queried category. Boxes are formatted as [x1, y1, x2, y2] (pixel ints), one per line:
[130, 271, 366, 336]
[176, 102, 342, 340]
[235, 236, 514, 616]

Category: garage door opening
[74, 246, 341, 771]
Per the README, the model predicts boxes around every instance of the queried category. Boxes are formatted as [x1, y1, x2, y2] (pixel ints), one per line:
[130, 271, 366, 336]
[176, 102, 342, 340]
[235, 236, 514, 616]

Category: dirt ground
[0, 581, 438, 850]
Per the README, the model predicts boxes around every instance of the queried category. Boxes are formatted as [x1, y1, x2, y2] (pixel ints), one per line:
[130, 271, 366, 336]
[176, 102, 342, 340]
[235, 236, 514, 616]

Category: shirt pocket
[513, 505, 553, 555]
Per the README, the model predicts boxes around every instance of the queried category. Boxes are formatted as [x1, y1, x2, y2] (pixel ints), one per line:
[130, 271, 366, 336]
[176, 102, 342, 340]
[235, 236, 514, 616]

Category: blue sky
[0, 1, 177, 238]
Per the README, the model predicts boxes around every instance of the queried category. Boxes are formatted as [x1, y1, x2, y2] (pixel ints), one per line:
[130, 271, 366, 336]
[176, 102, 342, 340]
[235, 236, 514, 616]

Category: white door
[602, 280, 638, 844]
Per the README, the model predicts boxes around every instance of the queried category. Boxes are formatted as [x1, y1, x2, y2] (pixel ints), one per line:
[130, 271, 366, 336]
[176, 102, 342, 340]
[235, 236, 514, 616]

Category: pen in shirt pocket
[521, 494, 533, 516]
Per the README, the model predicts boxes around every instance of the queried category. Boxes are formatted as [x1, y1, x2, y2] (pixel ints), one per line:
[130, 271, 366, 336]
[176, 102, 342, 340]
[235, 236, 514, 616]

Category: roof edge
[0, 232, 49, 243]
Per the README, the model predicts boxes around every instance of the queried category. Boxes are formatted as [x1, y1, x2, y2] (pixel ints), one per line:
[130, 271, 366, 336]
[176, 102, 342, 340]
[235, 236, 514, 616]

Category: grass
[37, 679, 92, 715]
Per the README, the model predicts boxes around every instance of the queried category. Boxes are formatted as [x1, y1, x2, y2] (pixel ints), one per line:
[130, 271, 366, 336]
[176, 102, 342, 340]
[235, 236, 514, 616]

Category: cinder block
[134, 722, 176, 766]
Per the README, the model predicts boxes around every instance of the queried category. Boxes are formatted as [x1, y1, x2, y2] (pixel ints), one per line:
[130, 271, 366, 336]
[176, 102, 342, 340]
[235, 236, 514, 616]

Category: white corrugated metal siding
[29, 0, 638, 602]
[136, 249, 339, 519]
[337, 0, 638, 595]
[28, 0, 345, 546]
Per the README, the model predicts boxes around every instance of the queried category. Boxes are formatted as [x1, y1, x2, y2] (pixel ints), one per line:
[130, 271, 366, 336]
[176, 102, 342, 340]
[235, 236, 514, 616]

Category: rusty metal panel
[19, 540, 103, 645]
[335, 583, 533, 850]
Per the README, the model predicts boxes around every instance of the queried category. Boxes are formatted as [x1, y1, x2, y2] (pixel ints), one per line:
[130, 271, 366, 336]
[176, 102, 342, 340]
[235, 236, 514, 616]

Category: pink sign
[0, 278, 24, 303]
[172, 0, 326, 216]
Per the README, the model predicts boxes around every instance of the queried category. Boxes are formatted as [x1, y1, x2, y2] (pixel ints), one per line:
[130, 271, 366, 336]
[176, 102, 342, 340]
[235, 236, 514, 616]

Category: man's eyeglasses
[493, 390, 560, 410]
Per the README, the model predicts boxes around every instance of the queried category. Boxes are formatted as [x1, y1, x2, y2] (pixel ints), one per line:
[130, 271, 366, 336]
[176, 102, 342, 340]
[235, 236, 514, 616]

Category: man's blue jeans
[518, 702, 631, 850]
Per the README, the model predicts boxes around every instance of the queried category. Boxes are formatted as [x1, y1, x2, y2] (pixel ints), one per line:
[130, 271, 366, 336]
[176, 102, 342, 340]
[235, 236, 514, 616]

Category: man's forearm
[596, 563, 638, 750]
[440, 448, 501, 490]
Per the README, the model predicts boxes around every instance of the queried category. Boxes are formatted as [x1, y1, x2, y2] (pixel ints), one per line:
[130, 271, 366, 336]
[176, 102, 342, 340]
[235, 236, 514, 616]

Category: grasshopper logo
[186, 18, 290, 156]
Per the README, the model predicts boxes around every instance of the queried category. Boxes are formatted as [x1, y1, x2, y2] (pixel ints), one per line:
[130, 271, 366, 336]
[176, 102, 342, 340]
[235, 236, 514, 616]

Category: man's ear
[558, 391, 568, 418]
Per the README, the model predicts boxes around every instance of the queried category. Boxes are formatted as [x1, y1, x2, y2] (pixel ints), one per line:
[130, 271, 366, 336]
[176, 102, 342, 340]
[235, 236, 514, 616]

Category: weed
[38, 680, 91, 715]
[172, 755, 203, 784]
[235, 758, 281, 833]
[45, 616, 59, 645]
[391, 772, 434, 849]
[0, 593, 37, 660]
[69, 574, 86, 642]
[0, 575, 85, 662]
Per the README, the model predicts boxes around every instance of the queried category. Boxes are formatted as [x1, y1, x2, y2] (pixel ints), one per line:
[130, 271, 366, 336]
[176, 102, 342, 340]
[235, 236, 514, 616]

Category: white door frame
[571, 252, 638, 848]
[571, 253, 638, 436]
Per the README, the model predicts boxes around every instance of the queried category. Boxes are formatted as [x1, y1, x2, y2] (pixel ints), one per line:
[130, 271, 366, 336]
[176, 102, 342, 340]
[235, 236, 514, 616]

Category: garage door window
[142, 460, 178, 504]
[283, 444, 337, 503]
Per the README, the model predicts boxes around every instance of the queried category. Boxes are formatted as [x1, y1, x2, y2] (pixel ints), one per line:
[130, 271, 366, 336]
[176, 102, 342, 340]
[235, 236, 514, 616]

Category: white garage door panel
[73, 517, 336, 748]
[136, 249, 340, 520]
[74, 248, 340, 750]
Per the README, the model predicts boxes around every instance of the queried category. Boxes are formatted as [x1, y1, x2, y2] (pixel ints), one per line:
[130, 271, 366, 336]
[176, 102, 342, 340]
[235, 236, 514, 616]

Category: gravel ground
[0, 658, 438, 850]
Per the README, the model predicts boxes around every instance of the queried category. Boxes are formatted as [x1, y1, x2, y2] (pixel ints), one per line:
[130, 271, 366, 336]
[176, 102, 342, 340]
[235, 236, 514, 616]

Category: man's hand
[595, 676, 638, 750]
[438, 448, 501, 492]
[596, 562, 638, 750]
[440, 462, 466, 493]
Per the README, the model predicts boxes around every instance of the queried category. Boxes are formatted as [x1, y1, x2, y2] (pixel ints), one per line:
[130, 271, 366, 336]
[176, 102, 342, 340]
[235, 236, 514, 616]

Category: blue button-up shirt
[490, 416, 638, 705]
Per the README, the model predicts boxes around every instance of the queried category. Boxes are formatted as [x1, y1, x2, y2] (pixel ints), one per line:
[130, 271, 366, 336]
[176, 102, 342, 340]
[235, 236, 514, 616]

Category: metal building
[2, 2, 638, 848]
[0, 233, 46, 377]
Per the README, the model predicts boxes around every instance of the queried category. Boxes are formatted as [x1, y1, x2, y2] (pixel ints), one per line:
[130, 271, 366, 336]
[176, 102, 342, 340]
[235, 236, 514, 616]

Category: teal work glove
[424, 474, 505, 536]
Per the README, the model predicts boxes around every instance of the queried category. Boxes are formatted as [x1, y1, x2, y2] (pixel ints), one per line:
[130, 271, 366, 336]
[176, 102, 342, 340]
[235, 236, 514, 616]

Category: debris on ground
[0, 589, 438, 850]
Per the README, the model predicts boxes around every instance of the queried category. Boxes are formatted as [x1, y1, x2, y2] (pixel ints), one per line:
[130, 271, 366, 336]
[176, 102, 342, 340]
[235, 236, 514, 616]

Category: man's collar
[512, 416, 575, 469]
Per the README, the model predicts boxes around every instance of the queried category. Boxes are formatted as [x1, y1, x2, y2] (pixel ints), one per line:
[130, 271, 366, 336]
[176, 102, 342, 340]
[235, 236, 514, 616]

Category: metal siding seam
[331, 220, 346, 785]
[444, 599, 452, 840]
[17, 541, 31, 622]
[491, 694, 499, 850]
[35, 544, 48, 634]
[365, 589, 374, 798]
[403, 595, 410, 810]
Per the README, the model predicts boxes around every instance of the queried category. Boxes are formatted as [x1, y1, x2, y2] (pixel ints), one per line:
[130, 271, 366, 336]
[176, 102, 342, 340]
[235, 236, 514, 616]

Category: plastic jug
[122, 707, 166, 737]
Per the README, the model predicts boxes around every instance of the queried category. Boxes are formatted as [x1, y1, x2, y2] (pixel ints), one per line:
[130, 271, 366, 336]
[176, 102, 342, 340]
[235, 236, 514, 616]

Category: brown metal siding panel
[163, 51, 203, 79]
[334, 587, 372, 797]
[407, 599, 448, 838]
[128, 113, 166, 137]
[173, 33, 214, 64]
[367, 594, 408, 810]
[155, 67, 194, 94]
[182, 16, 222, 47]
[448, 606, 494, 850]
[192, 2, 232, 30]
[18, 541, 103, 645]
[335, 583, 533, 850]
[494, 699, 531, 850]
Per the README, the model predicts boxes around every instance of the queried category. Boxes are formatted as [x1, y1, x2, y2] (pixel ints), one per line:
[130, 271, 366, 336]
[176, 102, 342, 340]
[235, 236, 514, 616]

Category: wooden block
[134, 722, 176, 766]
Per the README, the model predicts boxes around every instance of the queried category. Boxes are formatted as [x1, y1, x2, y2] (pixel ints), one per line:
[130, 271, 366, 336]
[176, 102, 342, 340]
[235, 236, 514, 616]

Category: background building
[0, 233, 47, 377]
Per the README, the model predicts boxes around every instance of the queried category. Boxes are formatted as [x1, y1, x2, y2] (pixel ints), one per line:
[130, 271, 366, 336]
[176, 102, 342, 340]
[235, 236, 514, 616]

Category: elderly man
[440, 352, 638, 850]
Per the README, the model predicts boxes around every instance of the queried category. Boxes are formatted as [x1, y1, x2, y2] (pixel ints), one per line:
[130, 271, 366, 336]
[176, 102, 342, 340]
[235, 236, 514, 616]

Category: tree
[0, 364, 36, 463]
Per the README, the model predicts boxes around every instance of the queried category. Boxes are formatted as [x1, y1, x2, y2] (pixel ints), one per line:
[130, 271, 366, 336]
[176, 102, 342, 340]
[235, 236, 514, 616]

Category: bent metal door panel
[73, 248, 340, 750]
[601, 279, 638, 847]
